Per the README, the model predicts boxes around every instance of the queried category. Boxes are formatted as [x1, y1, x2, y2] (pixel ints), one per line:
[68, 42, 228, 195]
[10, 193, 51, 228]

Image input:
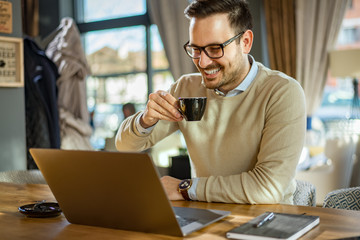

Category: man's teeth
[204, 68, 220, 74]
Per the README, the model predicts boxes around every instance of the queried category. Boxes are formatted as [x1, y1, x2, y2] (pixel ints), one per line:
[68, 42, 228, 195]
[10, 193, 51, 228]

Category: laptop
[29, 148, 230, 236]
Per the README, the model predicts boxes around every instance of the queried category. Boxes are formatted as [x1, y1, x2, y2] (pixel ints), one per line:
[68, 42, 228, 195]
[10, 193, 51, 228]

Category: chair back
[293, 179, 316, 206]
[323, 187, 360, 210]
[296, 136, 356, 205]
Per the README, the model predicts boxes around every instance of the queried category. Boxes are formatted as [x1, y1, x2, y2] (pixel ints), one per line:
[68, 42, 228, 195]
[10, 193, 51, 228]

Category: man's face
[189, 13, 252, 94]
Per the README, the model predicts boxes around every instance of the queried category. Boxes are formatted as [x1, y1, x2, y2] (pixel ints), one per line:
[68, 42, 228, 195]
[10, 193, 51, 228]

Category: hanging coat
[45, 17, 93, 150]
[23, 37, 60, 169]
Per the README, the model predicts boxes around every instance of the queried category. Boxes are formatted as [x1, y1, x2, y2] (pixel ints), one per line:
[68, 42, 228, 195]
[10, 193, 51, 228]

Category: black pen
[254, 212, 275, 228]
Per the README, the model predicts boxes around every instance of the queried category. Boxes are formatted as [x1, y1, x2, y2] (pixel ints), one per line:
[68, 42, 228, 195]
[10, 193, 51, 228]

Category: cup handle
[178, 108, 187, 121]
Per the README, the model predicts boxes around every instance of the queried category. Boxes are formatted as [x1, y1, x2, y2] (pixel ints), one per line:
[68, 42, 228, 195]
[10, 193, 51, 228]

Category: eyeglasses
[183, 31, 245, 59]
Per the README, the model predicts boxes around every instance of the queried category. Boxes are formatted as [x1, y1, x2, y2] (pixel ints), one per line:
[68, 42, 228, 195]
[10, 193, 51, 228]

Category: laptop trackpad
[173, 207, 230, 236]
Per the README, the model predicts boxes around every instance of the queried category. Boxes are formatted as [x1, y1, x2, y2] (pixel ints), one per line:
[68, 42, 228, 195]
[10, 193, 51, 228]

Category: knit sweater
[116, 62, 306, 204]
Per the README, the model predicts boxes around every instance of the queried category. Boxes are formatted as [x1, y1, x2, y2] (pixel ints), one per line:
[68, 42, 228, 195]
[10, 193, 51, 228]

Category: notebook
[226, 212, 319, 240]
[29, 148, 230, 237]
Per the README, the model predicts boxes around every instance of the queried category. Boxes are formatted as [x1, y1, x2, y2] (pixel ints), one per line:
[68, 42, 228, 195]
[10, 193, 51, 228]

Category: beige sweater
[116, 62, 306, 204]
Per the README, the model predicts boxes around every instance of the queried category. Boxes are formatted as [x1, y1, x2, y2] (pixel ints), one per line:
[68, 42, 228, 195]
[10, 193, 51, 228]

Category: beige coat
[46, 17, 93, 150]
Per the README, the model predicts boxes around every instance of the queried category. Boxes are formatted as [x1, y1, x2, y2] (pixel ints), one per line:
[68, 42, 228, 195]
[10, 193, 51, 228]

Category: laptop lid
[29, 148, 230, 236]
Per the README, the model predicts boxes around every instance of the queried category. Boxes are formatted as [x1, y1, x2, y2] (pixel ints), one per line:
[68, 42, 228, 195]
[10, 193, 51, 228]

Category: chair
[350, 137, 360, 187]
[293, 179, 316, 206]
[0, 170, 46, 184]
[296, 135, 356, 205]
[323, 187, 360, 210]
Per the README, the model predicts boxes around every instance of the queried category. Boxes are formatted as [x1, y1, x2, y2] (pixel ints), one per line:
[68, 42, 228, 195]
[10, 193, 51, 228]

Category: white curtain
[148, 0, 197, 80]
[296, 0, 350, 116]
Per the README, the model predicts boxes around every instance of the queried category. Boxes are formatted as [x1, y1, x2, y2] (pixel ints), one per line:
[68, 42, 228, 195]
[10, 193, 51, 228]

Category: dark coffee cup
[178, 97, 207, 121]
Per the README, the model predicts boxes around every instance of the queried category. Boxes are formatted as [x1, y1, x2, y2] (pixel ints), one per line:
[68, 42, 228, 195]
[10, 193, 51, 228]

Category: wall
[0, 0, 26, 170]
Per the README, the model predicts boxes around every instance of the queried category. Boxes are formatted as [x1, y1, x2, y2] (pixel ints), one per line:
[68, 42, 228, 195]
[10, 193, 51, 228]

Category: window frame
[74, 0, 171, 98]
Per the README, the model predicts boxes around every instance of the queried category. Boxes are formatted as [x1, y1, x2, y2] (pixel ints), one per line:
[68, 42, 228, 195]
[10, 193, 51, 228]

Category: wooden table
[1, 182, 360, 240]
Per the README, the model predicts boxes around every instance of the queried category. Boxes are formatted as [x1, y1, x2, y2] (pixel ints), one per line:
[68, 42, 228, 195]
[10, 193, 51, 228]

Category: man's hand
[140, 90, 183, 128]
[160, 176, 184, 200]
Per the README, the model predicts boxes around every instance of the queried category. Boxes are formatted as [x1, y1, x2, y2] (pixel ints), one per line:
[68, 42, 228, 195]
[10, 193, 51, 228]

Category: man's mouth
[203, 68, 221, 78]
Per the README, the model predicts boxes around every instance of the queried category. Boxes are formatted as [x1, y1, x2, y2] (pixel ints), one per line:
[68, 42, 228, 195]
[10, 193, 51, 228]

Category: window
[75, 0, 174, 149]
[81, 0, 146, 22]
[313, 0, 360, 135]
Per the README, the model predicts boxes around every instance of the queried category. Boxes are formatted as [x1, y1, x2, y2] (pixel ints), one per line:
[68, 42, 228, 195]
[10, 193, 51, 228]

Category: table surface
[1, 182, 360, 240]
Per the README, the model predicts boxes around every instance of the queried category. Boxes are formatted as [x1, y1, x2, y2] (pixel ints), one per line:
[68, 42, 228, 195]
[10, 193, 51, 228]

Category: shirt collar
[214, 55, 258, 97]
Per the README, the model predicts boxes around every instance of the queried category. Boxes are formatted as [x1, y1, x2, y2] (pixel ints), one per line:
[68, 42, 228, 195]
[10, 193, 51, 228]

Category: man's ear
[241, 30, 253, 54]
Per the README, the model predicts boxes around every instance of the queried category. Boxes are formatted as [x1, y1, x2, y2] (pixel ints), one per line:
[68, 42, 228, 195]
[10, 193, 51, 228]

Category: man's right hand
[140, 90, 183, 128]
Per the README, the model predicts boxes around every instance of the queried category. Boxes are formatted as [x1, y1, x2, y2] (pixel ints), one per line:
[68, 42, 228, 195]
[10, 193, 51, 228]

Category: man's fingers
[149, 91, 182, 120]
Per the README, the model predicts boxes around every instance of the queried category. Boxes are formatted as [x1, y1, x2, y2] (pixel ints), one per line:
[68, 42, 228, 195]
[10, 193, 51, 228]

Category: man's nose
[197, 51, 213, 68]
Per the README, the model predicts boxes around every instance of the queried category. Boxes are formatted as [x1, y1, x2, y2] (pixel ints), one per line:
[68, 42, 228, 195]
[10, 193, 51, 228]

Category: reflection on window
[85, 26, 146, 75]
[314, 0, 360, 135]
[81, 0, 146, 22]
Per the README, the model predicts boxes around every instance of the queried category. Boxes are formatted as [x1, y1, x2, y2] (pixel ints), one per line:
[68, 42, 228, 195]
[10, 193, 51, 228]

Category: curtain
[21, 0, 39, 37]
[264, 0, 296, 79]
[148, 0, 197, 80]
[296, 0, 350, 116]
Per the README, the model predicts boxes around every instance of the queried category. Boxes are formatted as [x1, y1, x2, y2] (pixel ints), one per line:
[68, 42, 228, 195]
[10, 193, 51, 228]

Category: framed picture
[0, 36, 24, 87]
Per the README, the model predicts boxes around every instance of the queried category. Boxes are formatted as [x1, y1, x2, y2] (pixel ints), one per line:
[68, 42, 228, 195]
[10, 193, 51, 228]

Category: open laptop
[29, 148, 230, 237]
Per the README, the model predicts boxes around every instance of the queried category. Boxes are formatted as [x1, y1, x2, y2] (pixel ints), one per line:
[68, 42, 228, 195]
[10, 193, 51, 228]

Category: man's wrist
[178, 179, 192, 201]
[178, 178, 199, 201]
[187, 178, 199, 200]
[139, 114, 153, 129]
[135, 114, 156, 134]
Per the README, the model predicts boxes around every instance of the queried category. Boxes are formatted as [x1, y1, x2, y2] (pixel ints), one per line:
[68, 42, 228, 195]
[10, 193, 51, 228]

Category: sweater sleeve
[195, 78, 306, 204]
[115, 75, 197, 152]
[115, 111, 179, 152]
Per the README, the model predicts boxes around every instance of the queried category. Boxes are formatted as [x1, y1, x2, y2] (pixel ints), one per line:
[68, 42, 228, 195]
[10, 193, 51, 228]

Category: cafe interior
[1, 0, 360, 239]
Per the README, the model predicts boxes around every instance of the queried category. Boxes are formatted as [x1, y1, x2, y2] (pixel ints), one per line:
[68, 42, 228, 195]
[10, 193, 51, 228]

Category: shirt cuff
[188, 178, 199, 201]
[135, 113, 156, 135]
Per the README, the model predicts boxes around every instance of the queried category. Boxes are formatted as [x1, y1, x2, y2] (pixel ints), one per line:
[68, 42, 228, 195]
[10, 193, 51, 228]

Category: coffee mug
[178, 97, 207, 121]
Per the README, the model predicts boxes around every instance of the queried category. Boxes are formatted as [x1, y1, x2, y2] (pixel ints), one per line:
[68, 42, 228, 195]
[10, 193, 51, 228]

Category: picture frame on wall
[0, 36, 24, 87]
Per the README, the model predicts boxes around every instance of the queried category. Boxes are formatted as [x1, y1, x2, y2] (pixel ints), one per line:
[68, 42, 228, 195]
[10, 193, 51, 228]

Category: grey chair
[293, 179, 316, 206]
[0, 170, 46, 184]
[323, 187, 360, 210]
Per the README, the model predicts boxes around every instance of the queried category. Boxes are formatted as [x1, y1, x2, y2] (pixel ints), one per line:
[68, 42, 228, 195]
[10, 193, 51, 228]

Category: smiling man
[115, 0, 306, 204]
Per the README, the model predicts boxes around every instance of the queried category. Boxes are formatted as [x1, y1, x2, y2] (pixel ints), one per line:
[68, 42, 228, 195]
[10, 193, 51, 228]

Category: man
[122, 103, 136, 119]
[116, 0, 306, 204]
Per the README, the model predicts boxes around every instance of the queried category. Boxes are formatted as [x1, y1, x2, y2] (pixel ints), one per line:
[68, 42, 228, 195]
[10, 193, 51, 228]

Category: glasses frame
[183, 31, 245, 59]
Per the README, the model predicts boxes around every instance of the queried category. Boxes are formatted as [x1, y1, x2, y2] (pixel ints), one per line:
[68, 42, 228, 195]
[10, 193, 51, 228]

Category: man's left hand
[160, 176, 184, 200]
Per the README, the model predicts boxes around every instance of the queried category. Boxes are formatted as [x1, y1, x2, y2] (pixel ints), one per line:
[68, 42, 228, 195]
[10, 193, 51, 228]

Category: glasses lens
[205, 45, 223, 58]
[186, 45, 201, 58]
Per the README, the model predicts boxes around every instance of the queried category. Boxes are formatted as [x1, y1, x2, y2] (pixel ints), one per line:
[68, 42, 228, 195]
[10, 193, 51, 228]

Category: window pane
[152, 71, 174, 92]
[151, 25, 170, 69]
[87, 74, 147, 149]
[81, 0, 146, 22]
[85, 26, 146, 75]
[314, 0, 360, 136]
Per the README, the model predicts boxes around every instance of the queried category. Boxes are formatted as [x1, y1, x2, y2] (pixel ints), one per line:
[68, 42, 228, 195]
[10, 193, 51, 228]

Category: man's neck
[217, 56, 252, 95]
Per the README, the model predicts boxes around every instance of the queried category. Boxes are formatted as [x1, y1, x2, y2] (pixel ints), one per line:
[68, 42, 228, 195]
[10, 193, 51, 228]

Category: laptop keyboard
[176, 215, 198, 227]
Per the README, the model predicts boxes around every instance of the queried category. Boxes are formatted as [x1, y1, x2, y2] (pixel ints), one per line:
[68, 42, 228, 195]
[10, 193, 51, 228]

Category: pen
[254, 212, 275, 228]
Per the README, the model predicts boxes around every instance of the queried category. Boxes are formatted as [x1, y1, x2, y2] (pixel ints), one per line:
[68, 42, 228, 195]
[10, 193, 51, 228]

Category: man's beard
[199, 61, 242, 91]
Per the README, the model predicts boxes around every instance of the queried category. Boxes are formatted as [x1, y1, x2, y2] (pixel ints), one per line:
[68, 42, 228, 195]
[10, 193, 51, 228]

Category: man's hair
[184, 0, 253, 34]
[123, 103, 136, 114]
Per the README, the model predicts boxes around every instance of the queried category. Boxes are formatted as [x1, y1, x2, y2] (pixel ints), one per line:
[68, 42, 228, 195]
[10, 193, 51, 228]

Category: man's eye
[207, 46, 222, 53]
[191, 48, 201, 53]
